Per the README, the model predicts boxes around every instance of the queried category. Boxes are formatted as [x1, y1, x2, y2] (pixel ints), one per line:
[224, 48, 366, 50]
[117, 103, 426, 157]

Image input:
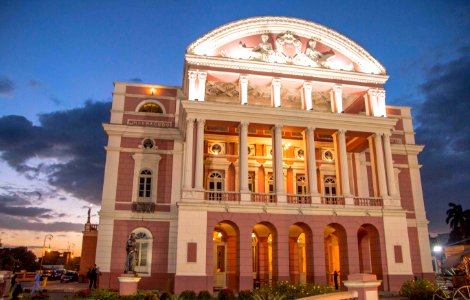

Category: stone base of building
[118, 274, 141, 296]
[385, 274, 414, 292]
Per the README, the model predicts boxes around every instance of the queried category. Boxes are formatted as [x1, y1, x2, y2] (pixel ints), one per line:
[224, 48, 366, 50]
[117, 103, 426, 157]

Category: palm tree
[446, 202, 466, 242]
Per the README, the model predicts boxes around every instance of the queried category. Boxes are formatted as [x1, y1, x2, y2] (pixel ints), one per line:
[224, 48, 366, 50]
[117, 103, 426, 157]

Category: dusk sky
[0, 1, 469, 255]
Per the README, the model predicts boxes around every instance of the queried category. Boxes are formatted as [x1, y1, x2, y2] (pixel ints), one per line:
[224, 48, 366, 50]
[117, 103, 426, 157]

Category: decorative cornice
[186, 16, 386, 75]
[185, 54, 388, 85]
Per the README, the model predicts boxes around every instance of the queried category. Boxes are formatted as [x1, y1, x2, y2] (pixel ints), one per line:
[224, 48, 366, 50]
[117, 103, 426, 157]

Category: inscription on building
[127, 119, 173, 128]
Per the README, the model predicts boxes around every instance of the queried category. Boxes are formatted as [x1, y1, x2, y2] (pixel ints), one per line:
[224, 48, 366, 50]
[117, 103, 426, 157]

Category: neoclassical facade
[95, 17, 433, 293]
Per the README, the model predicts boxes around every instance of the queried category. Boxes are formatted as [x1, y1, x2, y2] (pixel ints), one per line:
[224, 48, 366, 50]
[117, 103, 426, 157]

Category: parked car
[60, 271, 78, 283]
[40, 269, 54, 281]
[52, 269, 66, 280]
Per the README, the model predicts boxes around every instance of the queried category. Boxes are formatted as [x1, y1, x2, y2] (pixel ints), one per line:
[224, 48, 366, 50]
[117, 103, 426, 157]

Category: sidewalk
[21, 280, 89, 300]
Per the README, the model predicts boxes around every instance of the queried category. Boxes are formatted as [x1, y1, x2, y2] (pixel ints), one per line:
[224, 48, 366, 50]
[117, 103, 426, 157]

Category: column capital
[303, 81, 312, 90]
[239, 75, 248, 84]
[377, 88, 386, 97]
[367, 88, 378, 96]
[333, 84, 342, 93]
[239, 121, 249, 129]
[336, 129, 347, 136]
[374, 132, 384, 138]
[272, 78, 281, 86]
[383, 131, 391, 138]
[306, 127, 316, 134]
[196, 118, 206, 126]
[188, 71, 197, 80]
[197, 71, 207, 80]
[186, 118, 195, 127]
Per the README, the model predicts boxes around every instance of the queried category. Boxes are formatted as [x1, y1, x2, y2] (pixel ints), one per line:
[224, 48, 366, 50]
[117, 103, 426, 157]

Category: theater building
[95, 16, 433, 293]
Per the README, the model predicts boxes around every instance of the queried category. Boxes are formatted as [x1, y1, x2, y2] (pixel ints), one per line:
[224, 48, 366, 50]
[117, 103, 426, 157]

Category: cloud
[129, 78, 143, 83]
[0, 214, 82, 232]
[29, 80, 41, 87]
[0, 76, 15, 95]
[415, 44, 470, 233]
[0, 101, 110, 204]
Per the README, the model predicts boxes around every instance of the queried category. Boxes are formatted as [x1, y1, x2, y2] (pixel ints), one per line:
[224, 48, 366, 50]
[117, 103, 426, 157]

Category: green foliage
[217, 288, 235, 300]
[90, 288, 119, 300]
[197, 290, 212, 300]
[251, 281, 334, 300]
[179, 290, 197, 300]
[236, 290, 252, 300]
[399, 279, 437, 300]
[0, 247, 38, 271]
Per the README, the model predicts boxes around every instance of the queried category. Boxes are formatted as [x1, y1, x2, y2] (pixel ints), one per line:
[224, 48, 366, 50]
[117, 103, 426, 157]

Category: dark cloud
[0, 101, 110, 204]
[415, 44, 470, 233]
[29, 80, 41, 87]
[0, 214, 82, 232]
[50, 97, 62, 105]
[0, 76, 15, 95]
[129, 78, 143, 83]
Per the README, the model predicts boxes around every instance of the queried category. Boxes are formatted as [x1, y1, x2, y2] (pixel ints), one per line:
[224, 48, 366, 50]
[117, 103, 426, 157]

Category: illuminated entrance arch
[252, 222, 276, 286]
[289, 223, 313, 284]
[324, 224, 348, 287]
[213, 221, 239, 291]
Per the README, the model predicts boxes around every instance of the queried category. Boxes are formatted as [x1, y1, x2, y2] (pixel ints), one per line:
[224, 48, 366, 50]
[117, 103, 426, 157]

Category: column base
[344, 196, 355, 206]
[181, 189, 205, 201]
[117, 274, 141, 296]
[240, 192, 251, 202]
[276, 193, 287, 203]
[311, 194, 321, 204]
[343, 273, 381, 300]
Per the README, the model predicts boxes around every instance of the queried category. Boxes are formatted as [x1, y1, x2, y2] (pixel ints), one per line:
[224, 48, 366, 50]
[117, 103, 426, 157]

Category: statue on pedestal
[125, 233, 137, 274]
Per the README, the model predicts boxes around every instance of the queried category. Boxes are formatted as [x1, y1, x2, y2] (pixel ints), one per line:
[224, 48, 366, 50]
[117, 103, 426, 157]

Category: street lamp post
[40, 234, 53, 270]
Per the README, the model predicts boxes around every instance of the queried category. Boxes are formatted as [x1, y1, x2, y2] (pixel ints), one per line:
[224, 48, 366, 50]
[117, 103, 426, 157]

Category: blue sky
[0, 1, 469, 253]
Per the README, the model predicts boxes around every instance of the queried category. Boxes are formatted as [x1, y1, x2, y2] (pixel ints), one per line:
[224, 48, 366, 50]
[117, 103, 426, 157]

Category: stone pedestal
[117, 274, 141, 296]
[343, 273, 382, 300]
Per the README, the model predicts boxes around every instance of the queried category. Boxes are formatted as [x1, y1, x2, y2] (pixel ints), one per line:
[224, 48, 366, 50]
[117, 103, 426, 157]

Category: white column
[332, 84, 343, 113]
[183, 118, 195, 189]
[273, 124, 284, 193]
[239, 75, 248, 105]
[383, 132, 397, 197]
[377, 88, 387, 117]
[302, 81, 313, 110]
[373, 133, 388, 197]
[367, 88, 379, 116]
[188, 71, 197, 101]
[239, 122, 249, 192]
[271, 78, 281, 107]
[305, 127, 319, 195]
[194, 119, 205, 190]
[197, 72, 207, 101]
[337, 129, 351, 196]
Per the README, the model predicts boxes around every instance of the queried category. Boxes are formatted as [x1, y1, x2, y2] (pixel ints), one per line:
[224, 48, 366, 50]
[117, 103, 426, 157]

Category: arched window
[139, 103, 163, 113]
[207, 172, 224, 201]
[324, 176, 336, 196]
[132, 228, 153, 275]
[296, 174, 307, 194]
[138, 170, 152, 200]
[248, 172, 255, 192]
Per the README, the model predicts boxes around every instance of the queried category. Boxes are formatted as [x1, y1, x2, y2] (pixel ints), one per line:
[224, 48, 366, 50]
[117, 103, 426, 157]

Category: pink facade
[95, 17, 433, 294]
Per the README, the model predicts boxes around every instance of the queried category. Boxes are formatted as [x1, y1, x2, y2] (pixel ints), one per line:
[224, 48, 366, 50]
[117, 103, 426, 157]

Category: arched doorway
[213, 221, 239, 291]
[289, 223, 313, 284]
[358, 224, 383, 280]
[324, 224, 348, 287]
[252, 222, 276, 287]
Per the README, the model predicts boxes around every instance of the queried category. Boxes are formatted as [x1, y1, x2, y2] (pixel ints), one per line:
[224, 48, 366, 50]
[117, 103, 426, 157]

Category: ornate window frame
[131, 227, 153, 276]
[136, 99, 167, 114]
[132, 145, 162, 204]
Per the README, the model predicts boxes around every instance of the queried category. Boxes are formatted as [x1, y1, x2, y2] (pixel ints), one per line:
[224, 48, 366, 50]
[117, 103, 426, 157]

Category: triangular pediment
[187, 16, 386, 75]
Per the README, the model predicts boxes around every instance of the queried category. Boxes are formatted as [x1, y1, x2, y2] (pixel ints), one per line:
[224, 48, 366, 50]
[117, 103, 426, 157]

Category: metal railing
[251, 193, 277, 203]
[205, 191, 240, 202]
[287, 194, 311, 204]
[131, 202, 156, 213]
[353, 197, 383, 207]
[321, 196, 345, 205]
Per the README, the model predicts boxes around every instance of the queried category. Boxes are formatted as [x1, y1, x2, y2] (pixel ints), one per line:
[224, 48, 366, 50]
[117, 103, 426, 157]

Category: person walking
[10, 275, 23, 300]
[31, 270, 42, 293]
[88, 264, 98, 289]
[333, 270, 339, 290]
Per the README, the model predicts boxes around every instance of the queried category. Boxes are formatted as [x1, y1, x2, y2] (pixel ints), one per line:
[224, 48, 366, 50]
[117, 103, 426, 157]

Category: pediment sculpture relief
[222, 31, 354, 71]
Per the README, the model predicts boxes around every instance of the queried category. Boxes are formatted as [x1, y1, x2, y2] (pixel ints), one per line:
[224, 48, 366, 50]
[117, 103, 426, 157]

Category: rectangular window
[187, 242, 197, 263]
[394, 245, 403, 263]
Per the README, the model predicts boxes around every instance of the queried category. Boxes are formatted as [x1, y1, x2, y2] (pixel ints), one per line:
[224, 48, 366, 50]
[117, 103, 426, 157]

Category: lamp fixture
[150, 88, 156, 95]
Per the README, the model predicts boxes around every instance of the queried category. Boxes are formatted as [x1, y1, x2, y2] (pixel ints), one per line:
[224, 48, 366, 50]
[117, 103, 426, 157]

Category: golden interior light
[251, 232, 256, 238]
[150, 88, 156, 95]
[217, 232, 223, 238]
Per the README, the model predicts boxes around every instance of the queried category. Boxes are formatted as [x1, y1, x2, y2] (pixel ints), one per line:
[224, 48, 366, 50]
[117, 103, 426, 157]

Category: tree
[446, 202, 470, 243]
[0, 247, 39, 271]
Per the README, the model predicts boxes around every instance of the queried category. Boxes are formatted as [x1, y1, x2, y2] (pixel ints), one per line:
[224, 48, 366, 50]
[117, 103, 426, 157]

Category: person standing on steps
[334, 270, 339, 290]
[88, 264, 99, 290]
